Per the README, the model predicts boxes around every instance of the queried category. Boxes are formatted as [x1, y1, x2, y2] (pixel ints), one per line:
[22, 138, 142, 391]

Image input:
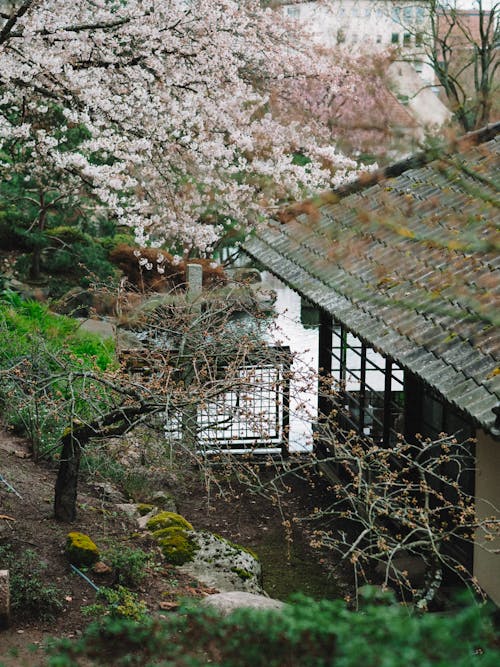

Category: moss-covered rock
[136, 503, 155, 517]
[65, 532, 100, 567]
[150, 491, 176, 512]
[231, 567, 253, 581]
[179, 531, 262, 594]
[156, 527, 198, 566]
[146, 511, 193, 532]
[212, 534, 259, 561]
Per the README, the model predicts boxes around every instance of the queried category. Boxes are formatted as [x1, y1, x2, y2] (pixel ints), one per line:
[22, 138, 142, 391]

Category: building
[280, 1, 453, 132]
[243, 123, 500, 603]
[281, 1, 436, 84]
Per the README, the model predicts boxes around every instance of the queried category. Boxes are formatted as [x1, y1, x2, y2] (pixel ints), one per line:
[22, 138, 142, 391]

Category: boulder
[202, 591, 285, 616]
[65, 532, 100, 567]
[180, 531, 262, 594]
[90, 482, 127, 503]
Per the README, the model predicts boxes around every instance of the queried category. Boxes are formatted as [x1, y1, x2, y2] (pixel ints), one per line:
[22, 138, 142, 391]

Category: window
[414, 60, 423, 73]
[403, 33, 411, 47]
[415, 32, 423, 47]
[376, 34, 382, 44]
[286, 6, 300, 19]
[337, 29, 346, 44]
[328, 324, 404, 446]
[403, 6, 413, 23]
[416, 7, 426, 24]
[391, 33, 400, 44]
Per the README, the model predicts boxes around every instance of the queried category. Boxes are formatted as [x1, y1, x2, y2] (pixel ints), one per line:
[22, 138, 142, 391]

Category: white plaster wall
[474, 429, 500, 606]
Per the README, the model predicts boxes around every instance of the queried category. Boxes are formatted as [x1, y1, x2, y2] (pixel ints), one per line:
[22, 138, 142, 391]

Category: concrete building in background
[280, 1, 452, 132]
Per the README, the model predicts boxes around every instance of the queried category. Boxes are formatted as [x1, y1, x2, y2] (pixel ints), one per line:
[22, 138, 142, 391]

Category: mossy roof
[243, 125, 500, 435]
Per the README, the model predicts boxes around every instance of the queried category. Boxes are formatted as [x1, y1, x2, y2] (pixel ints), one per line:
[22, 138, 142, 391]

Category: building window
[329, 324, 404, 446]
[286, 6, 299, 18]
[376, 34, 382, 44]
[337, 29, 346, 44]
[403, 33, 411, 47]
[416, 7, 426, 24]
[403, 7, 413, 23]
[415, 32, 423, 47]
[414, 60, 423, 73]
[391, 33, 400, 44]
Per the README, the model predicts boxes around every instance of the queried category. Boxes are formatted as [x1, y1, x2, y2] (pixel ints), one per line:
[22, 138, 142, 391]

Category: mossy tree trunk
[53, 405, 157, 522]
[54, 427, 83, 522]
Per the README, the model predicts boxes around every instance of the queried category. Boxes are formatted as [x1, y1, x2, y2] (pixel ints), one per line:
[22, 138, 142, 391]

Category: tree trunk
[54, 431, 82, 522]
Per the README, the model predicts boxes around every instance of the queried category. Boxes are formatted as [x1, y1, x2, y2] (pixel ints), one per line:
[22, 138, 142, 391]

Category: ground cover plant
[44, 590, 500, 667]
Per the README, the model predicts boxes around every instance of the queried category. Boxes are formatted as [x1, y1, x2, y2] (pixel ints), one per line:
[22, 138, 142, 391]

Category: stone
[115, 503, 141, 519]
[151, 491, 177, 512]
[0, 570, 10, 629]
[65, 532, 100, 567]
[92, 561, 112, 575]
[186, 263, 203, 299]
[91, 482, 127, 503]
[202, 591, 285, 616]
[180, 531, 263, 595]
[137, 507, 160, 530]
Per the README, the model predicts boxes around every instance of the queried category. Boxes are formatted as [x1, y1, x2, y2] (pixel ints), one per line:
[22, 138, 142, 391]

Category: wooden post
[317, 310, 333, 455]
[0, 570, 10, 629]
[318, 310, 333, 419]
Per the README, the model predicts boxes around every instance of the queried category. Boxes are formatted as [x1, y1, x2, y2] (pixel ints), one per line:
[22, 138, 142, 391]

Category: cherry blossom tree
[0, 0, 358, 257]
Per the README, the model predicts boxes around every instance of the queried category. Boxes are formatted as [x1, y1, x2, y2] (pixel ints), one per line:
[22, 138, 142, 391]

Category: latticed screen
[163, 347, 290, 451]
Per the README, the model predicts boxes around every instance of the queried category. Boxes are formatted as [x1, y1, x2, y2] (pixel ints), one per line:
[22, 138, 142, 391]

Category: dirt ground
[0, 427, 350, 666]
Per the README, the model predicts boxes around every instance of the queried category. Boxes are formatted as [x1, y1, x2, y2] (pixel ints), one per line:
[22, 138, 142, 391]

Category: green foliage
[98, 232, 136, 253]
[65, 532, 100, 567]
[82, 586, 148, 622]
[0, 546, 63, 622]
[80, 452, 154, 501]
[0, 291, 115, 370]
[0, 293, 116, 456]
[146, 511, 193, 532]
[104, 545, 150, 587]
[45, 592, 500, 666]
[41, 240, 118, 297]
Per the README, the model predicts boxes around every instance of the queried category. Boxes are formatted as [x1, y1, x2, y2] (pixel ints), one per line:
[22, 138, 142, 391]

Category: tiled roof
[244, 126, 500, 435]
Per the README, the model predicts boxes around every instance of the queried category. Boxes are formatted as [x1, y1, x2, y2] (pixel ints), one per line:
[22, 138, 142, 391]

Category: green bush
[0, 546, 64, 622]
[104, 545, 150, 587]
[45, 591, 500, 667]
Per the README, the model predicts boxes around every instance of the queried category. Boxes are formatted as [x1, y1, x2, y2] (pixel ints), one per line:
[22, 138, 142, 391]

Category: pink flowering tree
[0, 0, 359, 258]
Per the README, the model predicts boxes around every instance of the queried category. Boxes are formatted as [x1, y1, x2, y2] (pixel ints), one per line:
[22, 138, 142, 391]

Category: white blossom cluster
[0, 0, 360, 253]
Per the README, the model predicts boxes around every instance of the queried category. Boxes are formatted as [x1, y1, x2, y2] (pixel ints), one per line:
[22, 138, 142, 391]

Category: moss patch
[212, 533, 259, 561]
[155, 527, 198, 566]
[231, 567, 253, 581]
[146, 511, 193, 532]
[65, 532, 100, 567]
[136, 503, 155, 516]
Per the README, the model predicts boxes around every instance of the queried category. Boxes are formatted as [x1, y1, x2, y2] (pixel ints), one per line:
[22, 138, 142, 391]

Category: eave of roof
[243, 127, 500, 435]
